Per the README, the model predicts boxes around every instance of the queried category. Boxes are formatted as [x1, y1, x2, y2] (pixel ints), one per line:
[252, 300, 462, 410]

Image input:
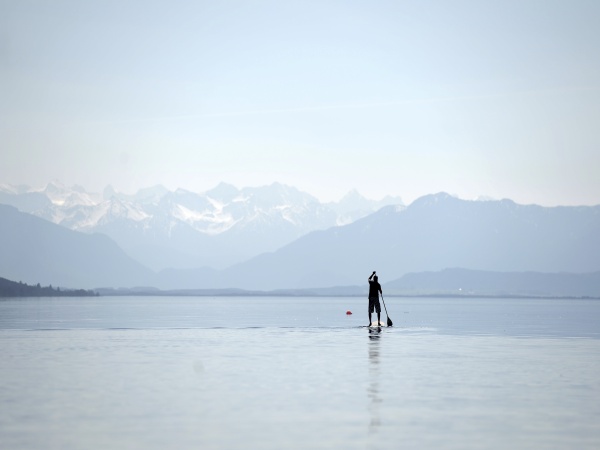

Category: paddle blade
[387, 316, 393, 327]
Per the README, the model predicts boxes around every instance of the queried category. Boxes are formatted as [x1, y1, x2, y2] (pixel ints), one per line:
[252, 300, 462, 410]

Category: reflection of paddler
[368, 271, 383, 327]
[367, 328, 382, 435]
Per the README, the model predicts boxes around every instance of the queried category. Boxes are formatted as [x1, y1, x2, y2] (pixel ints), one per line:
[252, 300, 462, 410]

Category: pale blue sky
[1, 0, 599, 205]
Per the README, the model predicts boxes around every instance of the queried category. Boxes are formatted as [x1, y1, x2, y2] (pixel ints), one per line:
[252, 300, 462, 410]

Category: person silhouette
[368, 271, 383, 326]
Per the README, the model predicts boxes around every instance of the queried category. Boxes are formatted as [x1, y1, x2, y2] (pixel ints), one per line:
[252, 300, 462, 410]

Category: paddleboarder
[368, 271, 383, 326]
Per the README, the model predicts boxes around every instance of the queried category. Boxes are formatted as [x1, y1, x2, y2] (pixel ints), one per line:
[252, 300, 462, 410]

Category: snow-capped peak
[1, 180, 407, 271]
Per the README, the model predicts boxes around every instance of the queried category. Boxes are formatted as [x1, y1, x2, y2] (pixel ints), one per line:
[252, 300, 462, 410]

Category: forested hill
[0, 277, 97, 297]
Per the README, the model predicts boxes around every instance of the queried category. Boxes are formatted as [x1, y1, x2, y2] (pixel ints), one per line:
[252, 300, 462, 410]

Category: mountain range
[1, 185, 599, 296]
[0, 182, 403, 271]
[152, 193, 600, 290]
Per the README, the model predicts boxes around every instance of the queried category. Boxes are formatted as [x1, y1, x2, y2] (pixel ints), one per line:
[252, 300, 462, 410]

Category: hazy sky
[1, 0, 599, 205]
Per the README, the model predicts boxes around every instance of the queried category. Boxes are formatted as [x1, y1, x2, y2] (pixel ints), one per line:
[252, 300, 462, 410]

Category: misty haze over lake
[2, 2, 600, 449]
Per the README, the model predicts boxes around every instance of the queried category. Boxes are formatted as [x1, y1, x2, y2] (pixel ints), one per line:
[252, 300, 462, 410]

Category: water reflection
[368, 328, 382, 436]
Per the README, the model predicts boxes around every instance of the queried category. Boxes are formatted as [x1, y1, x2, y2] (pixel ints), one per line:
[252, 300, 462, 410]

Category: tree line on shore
[0, 277, 97, 297]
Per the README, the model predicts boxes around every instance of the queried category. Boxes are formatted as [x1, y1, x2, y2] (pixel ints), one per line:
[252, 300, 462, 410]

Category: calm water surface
[1, 296, 599, 450]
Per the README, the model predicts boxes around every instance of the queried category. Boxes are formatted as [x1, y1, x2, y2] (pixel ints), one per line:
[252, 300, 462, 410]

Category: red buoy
[346, 310, 352, 315]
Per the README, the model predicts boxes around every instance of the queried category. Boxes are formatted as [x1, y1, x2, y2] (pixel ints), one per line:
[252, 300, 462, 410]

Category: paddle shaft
[380, 294, 393, 326]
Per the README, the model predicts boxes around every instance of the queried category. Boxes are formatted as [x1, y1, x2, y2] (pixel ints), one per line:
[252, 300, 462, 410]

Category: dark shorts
[369, 296, 381, 314]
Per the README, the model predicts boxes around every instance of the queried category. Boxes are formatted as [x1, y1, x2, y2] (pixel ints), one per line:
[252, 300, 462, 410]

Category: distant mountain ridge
[0, 204, 153, 288]
[385, 268, 600, 297]
[0, 181, 404, 271]
[158, 193, 600, 290]
[2, 190, 599, 295]
[95, 268, 600, 298]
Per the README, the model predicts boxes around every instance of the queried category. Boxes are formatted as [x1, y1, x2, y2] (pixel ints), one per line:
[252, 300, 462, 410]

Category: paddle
[381, 294, 393, 327]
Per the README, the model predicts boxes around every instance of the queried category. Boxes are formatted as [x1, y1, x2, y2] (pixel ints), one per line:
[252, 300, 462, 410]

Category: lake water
[1, 296, 599, 450]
